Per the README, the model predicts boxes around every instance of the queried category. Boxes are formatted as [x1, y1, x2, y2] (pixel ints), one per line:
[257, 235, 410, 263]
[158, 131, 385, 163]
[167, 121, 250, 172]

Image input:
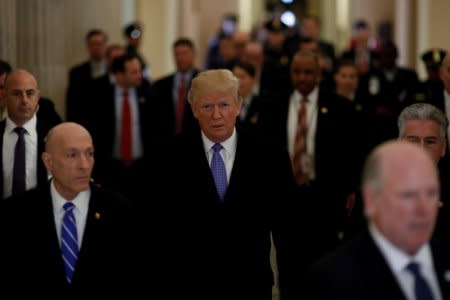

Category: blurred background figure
[150, 37, 200, 143]
[417, 48, 448, 107]
[341, 19, 380, 76]
[300, 15, 336, 76]
[124, 21, 151, 80]
[66, 29, 108, 122]
[205, 13, 238, 70]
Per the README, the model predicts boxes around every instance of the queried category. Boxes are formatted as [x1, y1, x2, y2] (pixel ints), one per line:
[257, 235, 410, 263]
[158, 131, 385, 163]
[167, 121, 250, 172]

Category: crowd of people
[0, 14, 450, 299]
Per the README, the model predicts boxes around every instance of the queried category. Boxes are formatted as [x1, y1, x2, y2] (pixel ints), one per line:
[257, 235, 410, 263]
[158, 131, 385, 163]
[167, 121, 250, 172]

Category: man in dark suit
[307, 140, 450, 300]
[0, 69, 60, 200]
[66, 29, 107, 123]
[258, 49, 358, 300]
[89, 53, 151, 205]
[417, 48, 447, 107]
[158, 69, 294, 300]
[300, 15, 336, 75]
[398, 102, 450, 244]
[150, 37, 199, 143]
[358, 41, 420, 142]
[0, 122, 138, 297]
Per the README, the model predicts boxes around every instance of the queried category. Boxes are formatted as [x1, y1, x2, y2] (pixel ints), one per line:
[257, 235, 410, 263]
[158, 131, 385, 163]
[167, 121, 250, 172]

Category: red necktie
[292, 97, 308, 185]
[176, 76, 187, 134]
[121, 89, 132, 162]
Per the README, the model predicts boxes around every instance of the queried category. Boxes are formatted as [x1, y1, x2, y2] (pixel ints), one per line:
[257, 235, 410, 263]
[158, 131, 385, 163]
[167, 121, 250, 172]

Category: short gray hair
[398, 103, 448, 140]
[361, 147, 383, 193]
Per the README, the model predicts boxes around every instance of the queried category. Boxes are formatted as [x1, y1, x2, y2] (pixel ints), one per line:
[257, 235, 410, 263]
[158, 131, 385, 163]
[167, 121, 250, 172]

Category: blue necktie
[406, 262, 434, 300]
[12, 127, 26, 195]
[211, 143, 227, 200]
[61, 202, 79, 283]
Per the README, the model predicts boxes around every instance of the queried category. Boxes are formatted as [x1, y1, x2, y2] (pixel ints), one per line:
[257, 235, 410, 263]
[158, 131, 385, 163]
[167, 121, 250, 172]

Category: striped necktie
[292, 97, 309, 185]
[61, 202, 79, 283]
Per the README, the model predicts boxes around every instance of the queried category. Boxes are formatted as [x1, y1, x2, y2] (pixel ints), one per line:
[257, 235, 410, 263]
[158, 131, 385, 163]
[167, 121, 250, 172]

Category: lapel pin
[321, 107, 328, 114]
[95, 212, 101, 220]
[444, 270, 450, 282]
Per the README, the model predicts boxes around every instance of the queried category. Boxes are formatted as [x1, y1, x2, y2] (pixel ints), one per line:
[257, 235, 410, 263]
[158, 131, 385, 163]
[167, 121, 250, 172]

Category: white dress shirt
[369, 223, 442, 300]
[202, 128, 237, 183]
[2, 115, 38, 199]
[51, 181, 90, 248]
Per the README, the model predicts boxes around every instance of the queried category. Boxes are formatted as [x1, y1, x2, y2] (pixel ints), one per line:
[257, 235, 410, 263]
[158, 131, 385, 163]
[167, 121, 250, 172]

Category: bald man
[0, 122, 140, 297]
[306, 141, 450, 299]
[0, 69, 61, 200]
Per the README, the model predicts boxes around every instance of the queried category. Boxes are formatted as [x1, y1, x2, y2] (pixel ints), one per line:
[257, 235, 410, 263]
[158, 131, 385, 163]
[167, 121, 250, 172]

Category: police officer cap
[265, 15, 288, 32]
[124, 22, 142, 39]
[421, 48, 447, 68]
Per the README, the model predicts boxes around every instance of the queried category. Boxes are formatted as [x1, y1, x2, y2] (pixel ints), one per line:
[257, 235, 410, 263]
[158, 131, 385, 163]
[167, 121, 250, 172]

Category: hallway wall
[1, 0, 450, 120]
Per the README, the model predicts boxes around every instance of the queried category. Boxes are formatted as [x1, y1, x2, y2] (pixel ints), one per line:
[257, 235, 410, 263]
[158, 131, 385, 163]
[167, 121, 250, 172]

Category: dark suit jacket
[307, 229, 450, 300]
[157, 127, 294, 300]
[0, 113, 60, 200]
[149, 71, 199, 143]
[66, 61, 94, 123]
[259, 87, 358, 198]
[0, 182, 139, 298]
[258, 87, 359, 300]
[89, 78, 152, 185]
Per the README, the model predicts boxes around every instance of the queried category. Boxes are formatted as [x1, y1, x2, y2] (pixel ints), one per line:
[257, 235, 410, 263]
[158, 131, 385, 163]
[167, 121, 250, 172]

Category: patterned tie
[292, 97, 309, 185]
[176, 75, 187, 134]
[61, 202, 79, 283]
[406, 262, 434, 300]
[211, 143, 227, 200]
[12, 127, 26, 195]
[121, 89, 132, 162]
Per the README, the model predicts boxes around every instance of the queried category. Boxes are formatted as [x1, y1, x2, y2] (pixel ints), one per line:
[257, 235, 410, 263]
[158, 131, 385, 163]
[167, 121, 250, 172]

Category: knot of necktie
[212, 143, 223, 153]
[14, 127, 26, 136]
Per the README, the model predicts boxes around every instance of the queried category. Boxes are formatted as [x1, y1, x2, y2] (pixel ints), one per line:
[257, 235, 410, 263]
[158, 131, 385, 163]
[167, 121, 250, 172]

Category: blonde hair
[187, 69, 241, 106]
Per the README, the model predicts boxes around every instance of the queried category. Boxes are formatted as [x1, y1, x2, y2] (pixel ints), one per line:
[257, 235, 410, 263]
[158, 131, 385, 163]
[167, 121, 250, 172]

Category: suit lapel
[431, 240, 450, 299]
[359, 232, 408, 299]
[192, 131, 222, 202]
[0, 121, 5, 199]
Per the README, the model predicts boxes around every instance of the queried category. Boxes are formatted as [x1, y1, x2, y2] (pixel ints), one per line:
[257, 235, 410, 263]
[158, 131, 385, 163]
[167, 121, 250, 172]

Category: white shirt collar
[201, 128, 237, 157]
[50, 180, 90, 217]
[5, 113, 37, 136]
[294, 86, 319, 107]
[369, 223, 433, 274]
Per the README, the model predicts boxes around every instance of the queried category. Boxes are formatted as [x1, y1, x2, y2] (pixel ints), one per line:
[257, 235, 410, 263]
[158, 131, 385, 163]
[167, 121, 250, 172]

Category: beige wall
[2, 0, 449, 116]
[350, 0, 394, 41]
[0, 0, 126, 119]
[136, 0, 177, 81]
[427, 0, 450, 51]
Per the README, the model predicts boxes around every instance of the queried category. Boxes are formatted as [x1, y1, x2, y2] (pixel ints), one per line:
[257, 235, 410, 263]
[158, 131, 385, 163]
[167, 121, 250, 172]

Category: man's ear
[362, 186, 376, 218]
[41, 152, 52, 171]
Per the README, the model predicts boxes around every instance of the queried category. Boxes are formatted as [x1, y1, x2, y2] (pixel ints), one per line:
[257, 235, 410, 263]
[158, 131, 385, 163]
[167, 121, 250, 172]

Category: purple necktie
[211, 143, 227, 200]
[12, 127, 26, 195]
